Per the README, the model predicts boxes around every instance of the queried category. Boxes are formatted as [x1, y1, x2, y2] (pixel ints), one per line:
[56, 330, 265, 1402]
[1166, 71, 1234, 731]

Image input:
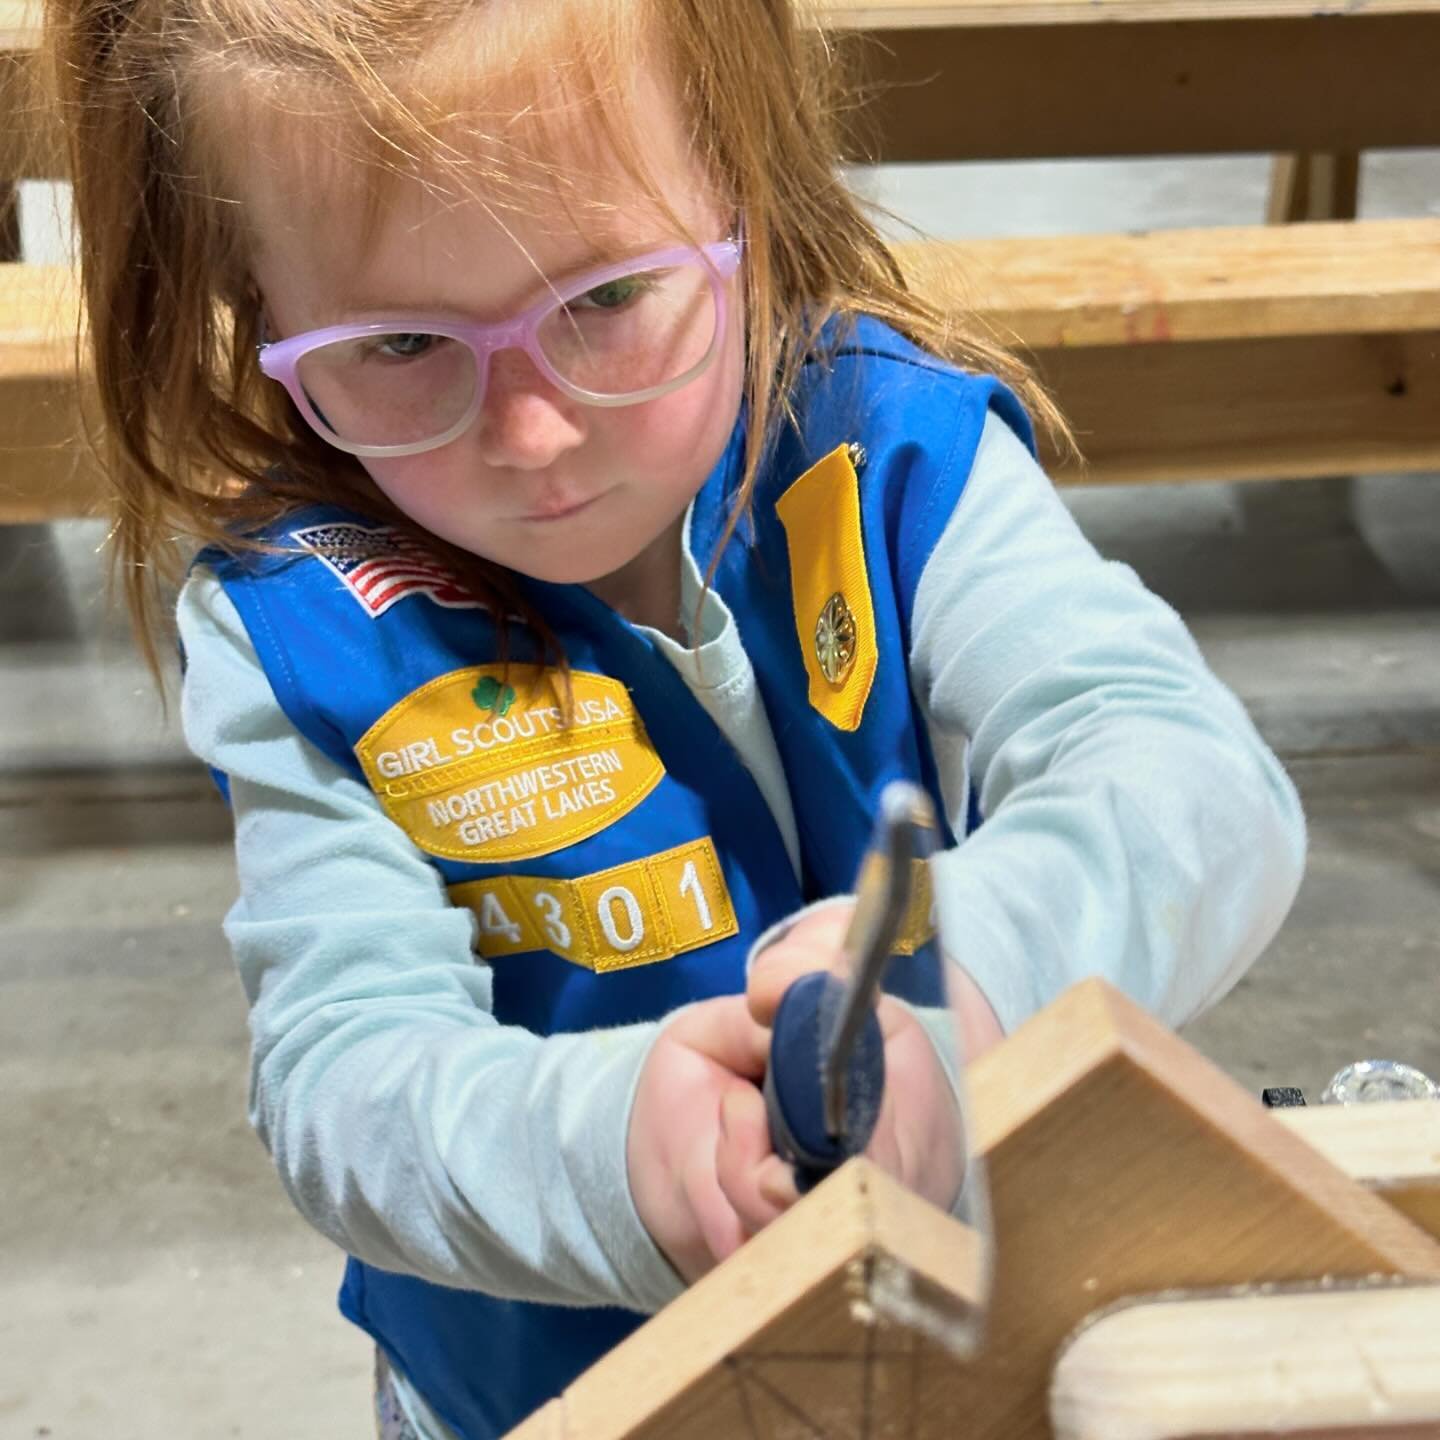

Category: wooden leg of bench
[0, 183, 19, 262]
[0, 376, 108, 523]
[1235, 158, 1356, 499]
[1051, 1284, 1440, 1440]
[1259, 154, 1357, 495]
[1268, 153, 1361, 223]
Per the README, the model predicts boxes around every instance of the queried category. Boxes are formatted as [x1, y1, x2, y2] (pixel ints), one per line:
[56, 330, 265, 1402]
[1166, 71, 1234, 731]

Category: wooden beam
[1278, 1102, 1440, 1244]
[0, 45, 63, 184]
[503, 981, 1440, 1440]
[820, 0, 1440, 28]
[6, 3, 1440, 178]
[1032, 330, 1440, 486]
[0, 260, 105, 519]
[1051, 1284, 1440, 1439]
[898, 220, 1440, 350]
[956, 981, 1440, 1438]
[0, 371, 106, 521]
[8, 218, 1440, 521]
[0, 256, 77, 336]
[505, 1160, 990, 1440]
[0, 0, 35, 48]
[828, 6, 1440, 162]
[901, 219, 1440, 486]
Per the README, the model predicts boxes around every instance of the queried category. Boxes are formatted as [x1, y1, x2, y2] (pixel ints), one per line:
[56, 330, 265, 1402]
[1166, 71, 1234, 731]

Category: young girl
[46, 0, 1306, 1434]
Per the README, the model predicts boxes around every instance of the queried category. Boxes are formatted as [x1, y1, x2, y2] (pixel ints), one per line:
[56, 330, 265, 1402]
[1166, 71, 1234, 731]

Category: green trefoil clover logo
[471, 676, 518, 716]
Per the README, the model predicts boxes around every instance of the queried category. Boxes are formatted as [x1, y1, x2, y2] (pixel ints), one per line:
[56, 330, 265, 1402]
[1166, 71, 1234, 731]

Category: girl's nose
[473, 348, 585, 471]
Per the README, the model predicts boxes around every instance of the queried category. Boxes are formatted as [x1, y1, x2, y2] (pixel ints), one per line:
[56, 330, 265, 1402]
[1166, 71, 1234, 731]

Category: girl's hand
[626, 995, 772, 1283]
[721, 904, 970, 1234]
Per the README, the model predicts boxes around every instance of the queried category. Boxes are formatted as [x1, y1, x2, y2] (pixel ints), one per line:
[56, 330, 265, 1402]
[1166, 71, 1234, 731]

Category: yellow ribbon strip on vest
[775, 443, 879, 732]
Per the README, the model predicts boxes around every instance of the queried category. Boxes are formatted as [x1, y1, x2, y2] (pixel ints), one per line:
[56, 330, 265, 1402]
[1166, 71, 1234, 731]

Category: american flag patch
[293, 522, 482, 619]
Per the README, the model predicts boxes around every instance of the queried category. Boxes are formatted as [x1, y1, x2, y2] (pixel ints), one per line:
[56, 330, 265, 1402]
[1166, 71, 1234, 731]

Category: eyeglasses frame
[255, 237, 744, 458]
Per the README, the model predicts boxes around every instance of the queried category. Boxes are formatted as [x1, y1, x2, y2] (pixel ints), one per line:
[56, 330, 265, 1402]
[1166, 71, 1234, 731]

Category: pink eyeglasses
[256, 238, 742, 458]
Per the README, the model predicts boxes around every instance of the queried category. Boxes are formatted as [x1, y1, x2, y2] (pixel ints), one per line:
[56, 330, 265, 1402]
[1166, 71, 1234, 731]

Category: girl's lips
[517, 491, 605, 523]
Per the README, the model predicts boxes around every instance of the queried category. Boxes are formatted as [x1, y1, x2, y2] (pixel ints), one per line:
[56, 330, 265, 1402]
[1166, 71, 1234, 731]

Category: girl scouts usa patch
[355, 665, 665, 862]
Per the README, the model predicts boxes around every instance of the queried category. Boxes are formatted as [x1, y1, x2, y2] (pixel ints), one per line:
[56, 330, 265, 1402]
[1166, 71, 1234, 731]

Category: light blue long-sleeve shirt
[179, 411, 1306, 1321]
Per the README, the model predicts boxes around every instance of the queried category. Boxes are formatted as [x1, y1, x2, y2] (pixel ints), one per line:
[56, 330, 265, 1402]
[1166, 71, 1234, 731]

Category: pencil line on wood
[725, 1357, 768, 1440]
[738, 1362, 837, 1440]
[861, 1322, 876, 1440]
[906, 1331, 921, 1440]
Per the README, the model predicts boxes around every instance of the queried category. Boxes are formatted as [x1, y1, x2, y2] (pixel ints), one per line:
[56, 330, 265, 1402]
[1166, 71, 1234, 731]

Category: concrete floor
[3, 153, 1439, 1437]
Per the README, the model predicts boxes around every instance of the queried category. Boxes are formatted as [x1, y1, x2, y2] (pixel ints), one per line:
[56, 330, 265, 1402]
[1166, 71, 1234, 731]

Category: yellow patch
[355, 665, 664, 863]
[449, 838, 740, 973]
[775, 444, 879, 731]
[893, 858, 939, 957]
[852, 852, 937, 956]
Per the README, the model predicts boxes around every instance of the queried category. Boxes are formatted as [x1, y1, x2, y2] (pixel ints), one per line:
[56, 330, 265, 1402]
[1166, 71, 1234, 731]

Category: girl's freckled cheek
[630, 352, 743, 470]
[625, 398, 698, 457]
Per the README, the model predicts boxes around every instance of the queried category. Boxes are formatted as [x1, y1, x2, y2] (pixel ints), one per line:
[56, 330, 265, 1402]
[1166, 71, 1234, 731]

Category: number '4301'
[461, 839, 740, 971]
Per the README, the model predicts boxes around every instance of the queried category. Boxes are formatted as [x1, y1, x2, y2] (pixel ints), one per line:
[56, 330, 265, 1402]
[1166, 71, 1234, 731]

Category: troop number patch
[449, 837, 740, 972]
[355, 665, 665, 862]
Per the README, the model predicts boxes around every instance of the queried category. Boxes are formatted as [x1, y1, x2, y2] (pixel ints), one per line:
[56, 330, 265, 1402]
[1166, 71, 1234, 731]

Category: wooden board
[820, 0, 1440, 28]
[0, 256, 78, 340]
[1279, 1102, 1440, 1245]
[504, 980, 1440, 1440]
[1032, 329, 1440, 486]
[0, 371, 106, 520]
[6, 215, 1439, 518]
[898, 220, 1440, 351]
[828, 8, 1440, 163]
[7, 0, 1440, 44]
[32, 220, 1437, 361]
[0, 261, 102, 521]
[913, 219, 1440, 486]
[0, 0, 35, 51]
[1051, 1284, 1440, 1439]
[0, 49, 58, 185]
[6, 2, 1440, 179]
[511, 1162, 990, 1440]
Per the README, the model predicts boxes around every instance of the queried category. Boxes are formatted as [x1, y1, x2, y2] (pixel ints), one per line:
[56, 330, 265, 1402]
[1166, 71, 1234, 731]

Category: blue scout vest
[207, 316, 1032, 1440]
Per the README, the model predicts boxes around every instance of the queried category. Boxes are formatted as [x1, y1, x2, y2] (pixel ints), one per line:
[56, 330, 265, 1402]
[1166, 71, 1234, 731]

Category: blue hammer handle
[761, 783, 936, 1193]
[762, 971, 886, 1193]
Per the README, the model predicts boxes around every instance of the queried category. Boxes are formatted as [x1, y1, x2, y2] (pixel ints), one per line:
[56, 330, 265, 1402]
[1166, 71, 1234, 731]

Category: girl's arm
[179, 574, 687, 1312]
[909, 412, 1307, 1037]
